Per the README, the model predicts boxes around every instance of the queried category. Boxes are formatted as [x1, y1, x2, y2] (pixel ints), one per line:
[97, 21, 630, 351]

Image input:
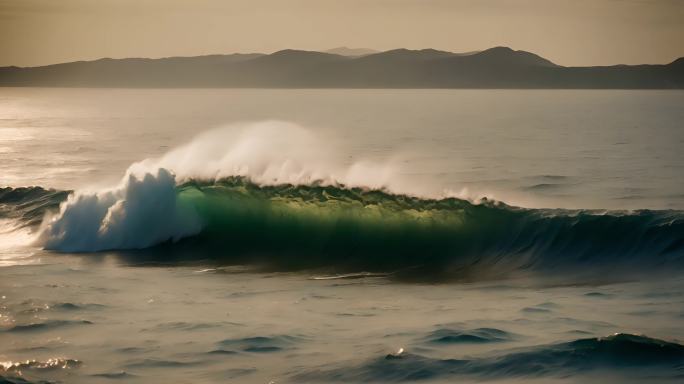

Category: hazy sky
[1, 0, 682, 67]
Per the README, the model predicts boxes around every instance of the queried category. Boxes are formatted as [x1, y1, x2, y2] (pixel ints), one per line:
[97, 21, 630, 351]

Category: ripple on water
[214, 335, 304, 354]
[52, 302, 106, 311]
[123, 358, 203, 369]
[143, 321, 225, 332]
[3, 320, 93, 333]
[91, 371, 135, 379]
[521, 306, 553, 314]
[11, 301, 104, 317]
[584, 291, 615, 298]
[1, 358, 82, 381]
[422, 327, 516, 345]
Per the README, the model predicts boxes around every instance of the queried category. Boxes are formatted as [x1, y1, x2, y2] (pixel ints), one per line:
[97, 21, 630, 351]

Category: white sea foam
[40, 168, 201, 252]
[130, 121, 401, 190]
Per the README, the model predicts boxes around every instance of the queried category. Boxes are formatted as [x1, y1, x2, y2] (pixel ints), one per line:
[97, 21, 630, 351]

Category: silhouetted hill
[325, 47, 378, 57]
[466, 47, 558, 67]
[355, 48, 456, 62]
[252, 50, 345, 65]
[1, 48, 682, 88]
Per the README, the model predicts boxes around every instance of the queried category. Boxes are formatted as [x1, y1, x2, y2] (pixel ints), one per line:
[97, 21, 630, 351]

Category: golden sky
[1, 0, 682, 67]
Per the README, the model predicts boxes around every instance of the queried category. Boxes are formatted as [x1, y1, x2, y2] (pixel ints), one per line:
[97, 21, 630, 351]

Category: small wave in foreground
[296, 333, 684, 382]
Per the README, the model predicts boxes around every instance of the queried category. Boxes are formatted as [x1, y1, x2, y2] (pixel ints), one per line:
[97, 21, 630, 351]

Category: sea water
[1, 88, 683, 383]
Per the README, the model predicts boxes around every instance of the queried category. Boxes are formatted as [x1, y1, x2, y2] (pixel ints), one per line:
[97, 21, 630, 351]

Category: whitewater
[1, 88, 684, 383]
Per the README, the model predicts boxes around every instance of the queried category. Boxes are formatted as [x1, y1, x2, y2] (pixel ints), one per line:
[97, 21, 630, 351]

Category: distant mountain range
[1, 47, 682, 88]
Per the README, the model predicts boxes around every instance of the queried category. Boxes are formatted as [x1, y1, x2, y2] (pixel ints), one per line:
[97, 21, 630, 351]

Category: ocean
[1, 88, 683, 383]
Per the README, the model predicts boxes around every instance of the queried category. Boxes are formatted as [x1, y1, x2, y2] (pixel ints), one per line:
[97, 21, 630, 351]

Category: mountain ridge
[325, 47, 378, 57]
[1, 47, 682, 89]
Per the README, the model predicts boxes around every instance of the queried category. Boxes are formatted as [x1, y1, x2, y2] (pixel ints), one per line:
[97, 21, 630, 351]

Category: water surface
[1, 88, 683, 383]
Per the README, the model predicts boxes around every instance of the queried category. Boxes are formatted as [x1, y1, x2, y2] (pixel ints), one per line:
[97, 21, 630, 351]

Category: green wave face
[173, 178, 684, 278]
[179, 179, 479, 272]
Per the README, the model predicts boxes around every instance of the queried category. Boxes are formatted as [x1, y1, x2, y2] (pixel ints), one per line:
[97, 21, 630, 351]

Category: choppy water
[1, 88, 684, 383]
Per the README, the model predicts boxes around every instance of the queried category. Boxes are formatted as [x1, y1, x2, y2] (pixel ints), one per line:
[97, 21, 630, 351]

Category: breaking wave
[1, 176, 682, 280]
[1, 122, 682, 279]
